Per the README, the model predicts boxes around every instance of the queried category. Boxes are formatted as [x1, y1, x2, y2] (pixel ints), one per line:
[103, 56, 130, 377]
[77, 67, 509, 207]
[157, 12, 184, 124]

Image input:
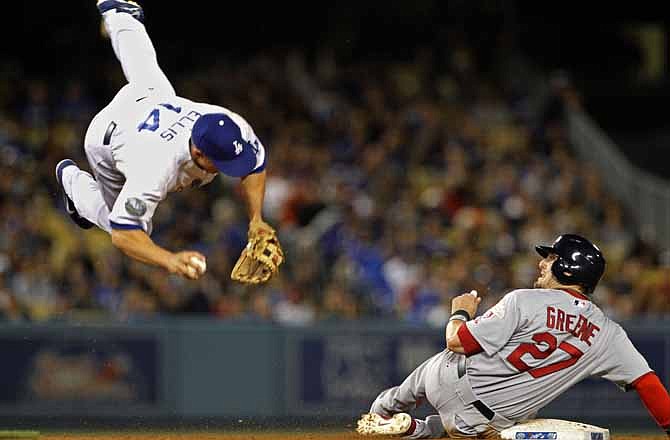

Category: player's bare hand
[167, 251, 207, 280]
[451, 290, 482, 317]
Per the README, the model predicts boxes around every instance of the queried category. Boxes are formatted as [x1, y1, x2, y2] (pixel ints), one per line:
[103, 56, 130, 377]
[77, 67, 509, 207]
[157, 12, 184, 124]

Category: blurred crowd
[1, 44, 669, 326]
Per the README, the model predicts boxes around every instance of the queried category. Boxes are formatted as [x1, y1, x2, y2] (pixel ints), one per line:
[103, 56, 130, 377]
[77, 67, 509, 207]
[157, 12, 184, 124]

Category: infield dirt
[38, 432, 667, 440]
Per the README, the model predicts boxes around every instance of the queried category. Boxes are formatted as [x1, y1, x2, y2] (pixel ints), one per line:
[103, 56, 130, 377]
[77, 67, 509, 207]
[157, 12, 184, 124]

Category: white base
[501, 419, 610, 440]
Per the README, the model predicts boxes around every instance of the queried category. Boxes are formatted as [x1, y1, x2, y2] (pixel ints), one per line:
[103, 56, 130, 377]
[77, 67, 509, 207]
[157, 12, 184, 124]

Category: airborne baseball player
[357, 234, 670, 438]
[55, 1, 283, 283]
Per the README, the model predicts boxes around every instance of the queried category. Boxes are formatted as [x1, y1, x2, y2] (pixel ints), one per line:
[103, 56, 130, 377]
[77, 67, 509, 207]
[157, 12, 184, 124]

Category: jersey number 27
[506, 332, 584, 378]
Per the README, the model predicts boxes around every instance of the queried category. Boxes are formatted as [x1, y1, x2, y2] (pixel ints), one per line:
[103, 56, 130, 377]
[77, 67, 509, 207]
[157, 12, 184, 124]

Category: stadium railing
[568, 110, 670, 254]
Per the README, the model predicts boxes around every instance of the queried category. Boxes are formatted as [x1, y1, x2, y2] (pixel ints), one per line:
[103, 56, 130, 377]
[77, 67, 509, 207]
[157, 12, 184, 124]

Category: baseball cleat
[356, 413, 413, 436]
[55, 159, 94, 230]
[97, 0, 144, 22]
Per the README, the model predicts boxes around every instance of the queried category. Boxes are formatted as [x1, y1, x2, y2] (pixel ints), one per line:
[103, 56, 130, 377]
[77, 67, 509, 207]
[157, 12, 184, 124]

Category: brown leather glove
[231, 220, 284, 284]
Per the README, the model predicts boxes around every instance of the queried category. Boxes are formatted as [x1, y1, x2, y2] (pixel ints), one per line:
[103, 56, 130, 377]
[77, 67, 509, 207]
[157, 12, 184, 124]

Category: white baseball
[189, 256, 207, 275]
[469, 290, 478, 297]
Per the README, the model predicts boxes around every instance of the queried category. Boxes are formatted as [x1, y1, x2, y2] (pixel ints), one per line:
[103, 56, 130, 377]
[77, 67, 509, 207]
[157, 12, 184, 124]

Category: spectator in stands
[0, 41, 666, 324]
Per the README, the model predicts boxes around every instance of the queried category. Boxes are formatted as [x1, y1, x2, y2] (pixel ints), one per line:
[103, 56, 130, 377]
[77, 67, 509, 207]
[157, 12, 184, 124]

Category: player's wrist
[451, 310, 472, 321]
[162, 255, 178, 274]
[160, 250, 183, 273]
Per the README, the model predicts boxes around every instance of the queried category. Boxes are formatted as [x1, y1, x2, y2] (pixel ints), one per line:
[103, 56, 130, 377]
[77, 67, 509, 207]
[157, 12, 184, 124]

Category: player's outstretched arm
[230, 170, 284, 284]
[240, 170, 267, 224]
[111, 228, 206, 280]
[239, 168, 282, 251]
[631, 372, 670, 437]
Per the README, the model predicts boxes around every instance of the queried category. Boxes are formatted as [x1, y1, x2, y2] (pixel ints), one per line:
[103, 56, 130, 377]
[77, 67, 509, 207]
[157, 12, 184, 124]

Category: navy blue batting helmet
[535, 234, 606, 294]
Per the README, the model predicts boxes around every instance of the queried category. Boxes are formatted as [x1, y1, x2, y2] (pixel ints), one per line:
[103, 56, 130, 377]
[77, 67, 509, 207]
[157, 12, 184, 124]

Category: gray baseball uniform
[369, 288, 652, 438]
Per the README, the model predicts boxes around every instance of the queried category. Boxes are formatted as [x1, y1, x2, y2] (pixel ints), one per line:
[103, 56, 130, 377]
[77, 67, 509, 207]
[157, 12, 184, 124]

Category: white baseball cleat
[55, 159, 94, 229]
[97, 0, 144, 22]
[356, 413, 413, 436]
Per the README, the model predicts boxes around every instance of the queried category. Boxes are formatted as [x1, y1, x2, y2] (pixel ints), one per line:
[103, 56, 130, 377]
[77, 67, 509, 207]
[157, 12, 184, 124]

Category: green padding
[0, 431, 40, 439]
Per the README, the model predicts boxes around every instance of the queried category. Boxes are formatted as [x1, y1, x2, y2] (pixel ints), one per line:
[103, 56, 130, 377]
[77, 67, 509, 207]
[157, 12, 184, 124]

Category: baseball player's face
[190, 142, 219, 173]
[194, 155, 218, 173]
[534, 254, 559, 289]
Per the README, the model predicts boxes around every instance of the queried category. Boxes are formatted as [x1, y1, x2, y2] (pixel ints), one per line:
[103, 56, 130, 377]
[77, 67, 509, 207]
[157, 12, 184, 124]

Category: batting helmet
[535, 234, 606, 294]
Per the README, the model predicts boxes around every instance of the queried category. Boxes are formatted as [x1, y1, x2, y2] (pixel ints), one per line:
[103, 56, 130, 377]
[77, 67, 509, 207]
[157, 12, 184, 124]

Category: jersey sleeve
[249, 138, 266, 174]
[592, 324, 652, 390]
[459, 291, 522, 356]
[109, 164, 168, 233]
[236, 112, 266, 174]
[633, 372, 670, 431]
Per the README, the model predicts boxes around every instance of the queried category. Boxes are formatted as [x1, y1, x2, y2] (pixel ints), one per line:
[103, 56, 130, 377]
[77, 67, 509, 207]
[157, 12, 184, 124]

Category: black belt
[103, 121, 117, 146]
[457, 356, 495, 421]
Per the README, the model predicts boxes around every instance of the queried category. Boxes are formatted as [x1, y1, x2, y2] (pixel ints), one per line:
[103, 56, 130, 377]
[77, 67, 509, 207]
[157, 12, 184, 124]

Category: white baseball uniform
[60, 11, 266, 234]
[369, 288, 652, 438]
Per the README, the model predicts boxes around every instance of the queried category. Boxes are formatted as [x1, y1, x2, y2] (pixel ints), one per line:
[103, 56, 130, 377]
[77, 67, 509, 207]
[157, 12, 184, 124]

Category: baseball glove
[231, 220, 284, 284]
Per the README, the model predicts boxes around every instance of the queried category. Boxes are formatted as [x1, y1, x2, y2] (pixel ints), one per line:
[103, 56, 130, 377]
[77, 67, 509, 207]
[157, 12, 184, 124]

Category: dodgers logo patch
[125, 198, 147, 216]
